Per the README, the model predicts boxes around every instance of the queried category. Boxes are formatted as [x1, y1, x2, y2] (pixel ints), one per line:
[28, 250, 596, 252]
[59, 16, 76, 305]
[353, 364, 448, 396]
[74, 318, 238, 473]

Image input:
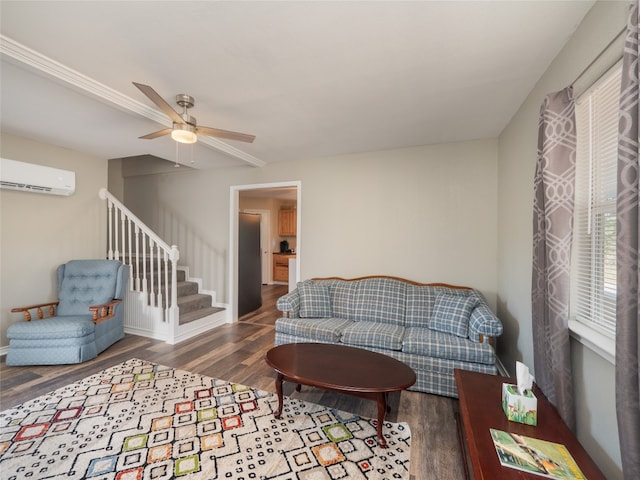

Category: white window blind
[573, 63, 621, 338]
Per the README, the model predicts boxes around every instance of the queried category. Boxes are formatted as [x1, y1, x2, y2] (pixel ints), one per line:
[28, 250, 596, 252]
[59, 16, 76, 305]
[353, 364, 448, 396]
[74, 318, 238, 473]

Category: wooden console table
[454, 369, 606, 479]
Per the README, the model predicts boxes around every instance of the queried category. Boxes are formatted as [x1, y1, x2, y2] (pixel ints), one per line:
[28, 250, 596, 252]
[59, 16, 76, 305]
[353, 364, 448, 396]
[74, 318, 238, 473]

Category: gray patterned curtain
[616, 2, 640, 478]
[532, 87, 576, 430]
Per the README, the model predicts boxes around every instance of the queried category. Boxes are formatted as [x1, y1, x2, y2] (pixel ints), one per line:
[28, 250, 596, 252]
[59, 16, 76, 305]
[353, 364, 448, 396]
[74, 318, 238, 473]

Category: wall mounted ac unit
[0, 158, 75, 196]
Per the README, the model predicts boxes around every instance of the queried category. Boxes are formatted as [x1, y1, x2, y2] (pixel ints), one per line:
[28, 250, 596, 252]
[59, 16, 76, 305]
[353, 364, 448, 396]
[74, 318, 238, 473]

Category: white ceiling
[0, 1, 594, 170]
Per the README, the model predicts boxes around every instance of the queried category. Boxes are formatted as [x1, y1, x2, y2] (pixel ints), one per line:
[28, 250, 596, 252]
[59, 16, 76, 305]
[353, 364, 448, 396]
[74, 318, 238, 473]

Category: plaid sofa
[275, 276, 503, 398]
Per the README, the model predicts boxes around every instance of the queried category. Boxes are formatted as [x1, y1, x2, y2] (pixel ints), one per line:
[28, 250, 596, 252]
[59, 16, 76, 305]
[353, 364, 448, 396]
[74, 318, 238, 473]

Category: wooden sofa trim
[311, 275, 473, 290]
[89, 299, 122, 324]
[11, 301, 59, 322]
[11, 299, 122, 325]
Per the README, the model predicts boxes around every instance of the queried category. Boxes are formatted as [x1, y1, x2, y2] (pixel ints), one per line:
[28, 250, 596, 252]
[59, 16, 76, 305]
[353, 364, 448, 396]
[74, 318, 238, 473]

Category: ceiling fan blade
[133, 82, 185, 125]
[197, 126, 256, 143]
[139, 128, 172, 140]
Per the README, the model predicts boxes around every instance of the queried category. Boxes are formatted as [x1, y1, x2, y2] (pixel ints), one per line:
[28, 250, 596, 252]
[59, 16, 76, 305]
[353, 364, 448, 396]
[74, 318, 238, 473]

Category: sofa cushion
[405, 285, 438, 327]
[275, 317, 353, 343]
[341, 321, 405, 351]
[328, 281, 359, 320]
[402, 327, 495, 364]
[298, 281, 333, 318]
[429, 293, 478, 338]
[7, 316, 95, 340]
[353, 278, 406, 325]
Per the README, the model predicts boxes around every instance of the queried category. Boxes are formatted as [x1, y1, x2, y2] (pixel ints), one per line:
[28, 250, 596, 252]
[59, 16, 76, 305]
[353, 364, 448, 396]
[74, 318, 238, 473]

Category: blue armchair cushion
[429, 293, 479, 338]
[298, 281, 333, 318]
[7, 316, 94, 340]
[56, 260, 123, 316]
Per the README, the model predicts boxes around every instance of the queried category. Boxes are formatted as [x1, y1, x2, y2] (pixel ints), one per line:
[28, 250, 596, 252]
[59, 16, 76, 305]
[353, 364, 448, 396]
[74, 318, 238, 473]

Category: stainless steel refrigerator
[238, 212, 262, 317]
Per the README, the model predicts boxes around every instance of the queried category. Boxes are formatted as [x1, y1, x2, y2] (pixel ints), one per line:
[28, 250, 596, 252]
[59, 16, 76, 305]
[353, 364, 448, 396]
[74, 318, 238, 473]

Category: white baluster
[142, 234, 148, 296]
[134, 224, 140, 291]
[148, 239, 155, 307]
[156, 247, 163, 315]
[107, 200, 114, 260]
[120, 211, 126, 264]
[114, 208, 120, 261]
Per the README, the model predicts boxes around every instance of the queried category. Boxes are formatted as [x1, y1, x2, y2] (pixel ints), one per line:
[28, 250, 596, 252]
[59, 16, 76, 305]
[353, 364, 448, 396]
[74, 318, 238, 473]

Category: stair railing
[99, 188, 179, 327]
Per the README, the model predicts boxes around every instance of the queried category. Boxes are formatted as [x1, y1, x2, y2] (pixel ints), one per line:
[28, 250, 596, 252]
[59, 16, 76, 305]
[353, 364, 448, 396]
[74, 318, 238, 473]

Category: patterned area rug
[0, 358, 411, 479]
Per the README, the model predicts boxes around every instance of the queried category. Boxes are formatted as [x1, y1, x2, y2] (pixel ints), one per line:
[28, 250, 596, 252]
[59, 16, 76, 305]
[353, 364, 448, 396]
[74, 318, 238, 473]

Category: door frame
[229, 181, 302, 322]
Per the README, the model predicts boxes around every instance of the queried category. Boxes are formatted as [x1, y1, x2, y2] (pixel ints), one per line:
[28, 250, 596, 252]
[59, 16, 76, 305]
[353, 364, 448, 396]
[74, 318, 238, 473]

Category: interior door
[238, 213, 262, 316]
[244, 209, 271, 284]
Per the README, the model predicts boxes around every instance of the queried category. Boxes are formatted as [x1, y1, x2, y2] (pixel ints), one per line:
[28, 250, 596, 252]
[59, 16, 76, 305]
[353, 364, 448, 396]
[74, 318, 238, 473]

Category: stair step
[178, 293, 213, 315]
[147, 281, 198, 296]
[179, 306, 225, 325]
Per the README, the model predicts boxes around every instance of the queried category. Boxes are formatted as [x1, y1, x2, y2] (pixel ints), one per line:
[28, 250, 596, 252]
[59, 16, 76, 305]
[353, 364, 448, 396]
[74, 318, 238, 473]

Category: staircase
[100, 188, 230, 344]
[145, 263, 224, 325]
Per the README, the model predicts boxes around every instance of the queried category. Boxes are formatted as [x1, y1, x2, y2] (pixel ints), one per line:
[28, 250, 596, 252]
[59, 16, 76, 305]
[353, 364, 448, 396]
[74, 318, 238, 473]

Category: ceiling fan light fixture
[171, 123, 197, 144]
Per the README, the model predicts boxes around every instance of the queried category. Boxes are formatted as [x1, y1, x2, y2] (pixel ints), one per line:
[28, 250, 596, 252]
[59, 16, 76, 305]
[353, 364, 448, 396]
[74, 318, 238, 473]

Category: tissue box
[502, 383, 537, 426]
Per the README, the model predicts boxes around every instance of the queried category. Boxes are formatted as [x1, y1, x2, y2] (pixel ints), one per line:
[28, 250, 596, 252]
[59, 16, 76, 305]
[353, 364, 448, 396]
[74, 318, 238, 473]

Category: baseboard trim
[496, 356, 509, 377]
[0, 345, 9, 358]
[173, 308, 230, 344]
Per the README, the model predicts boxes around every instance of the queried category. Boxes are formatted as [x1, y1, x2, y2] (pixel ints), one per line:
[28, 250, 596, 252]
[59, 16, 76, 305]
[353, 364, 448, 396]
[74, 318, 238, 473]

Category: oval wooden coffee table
[265, 342, 416, 447]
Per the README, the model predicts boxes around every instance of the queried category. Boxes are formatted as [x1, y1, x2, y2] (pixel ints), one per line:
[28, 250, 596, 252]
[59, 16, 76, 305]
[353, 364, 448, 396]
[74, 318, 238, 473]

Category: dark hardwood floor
[0, 284, 465, 479]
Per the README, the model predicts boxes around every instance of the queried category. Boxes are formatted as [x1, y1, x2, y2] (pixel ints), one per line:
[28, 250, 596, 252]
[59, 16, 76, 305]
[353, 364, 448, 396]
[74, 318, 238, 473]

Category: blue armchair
[6, 259, 129, 366]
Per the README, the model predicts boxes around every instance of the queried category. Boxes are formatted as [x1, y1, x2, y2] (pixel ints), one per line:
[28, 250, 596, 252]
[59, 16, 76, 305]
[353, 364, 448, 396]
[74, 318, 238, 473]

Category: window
[572, 62, 621, 339]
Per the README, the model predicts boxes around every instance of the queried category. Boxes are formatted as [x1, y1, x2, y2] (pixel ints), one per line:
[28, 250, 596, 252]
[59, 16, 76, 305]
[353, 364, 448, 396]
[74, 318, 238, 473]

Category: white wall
[123, 138, 499, 308]
[497, 2, 627, 479]
[0, 133, 109, 348]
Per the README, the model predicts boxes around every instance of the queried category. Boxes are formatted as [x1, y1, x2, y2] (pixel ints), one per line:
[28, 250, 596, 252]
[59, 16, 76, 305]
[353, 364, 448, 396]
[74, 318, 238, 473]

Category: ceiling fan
[133, 82, 255, 144]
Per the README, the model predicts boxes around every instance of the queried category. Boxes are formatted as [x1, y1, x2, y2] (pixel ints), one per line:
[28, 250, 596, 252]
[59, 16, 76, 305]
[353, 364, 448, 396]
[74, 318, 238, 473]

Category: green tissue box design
[502, 383, 537, 426]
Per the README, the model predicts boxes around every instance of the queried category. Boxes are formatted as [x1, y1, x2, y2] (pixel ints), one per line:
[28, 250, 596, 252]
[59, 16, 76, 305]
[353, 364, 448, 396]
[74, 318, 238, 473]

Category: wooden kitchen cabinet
[273, 254, 295, 282]
[278, 209, 297, 236]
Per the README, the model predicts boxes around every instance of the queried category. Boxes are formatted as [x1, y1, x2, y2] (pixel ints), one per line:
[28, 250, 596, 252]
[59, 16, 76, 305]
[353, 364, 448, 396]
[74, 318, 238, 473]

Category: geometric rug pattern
[0, 358, 411, 479]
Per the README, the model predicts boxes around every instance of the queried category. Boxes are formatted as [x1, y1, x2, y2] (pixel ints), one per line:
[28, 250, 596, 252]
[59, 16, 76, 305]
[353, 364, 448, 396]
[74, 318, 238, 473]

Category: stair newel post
[169, 245, 179, 331]
[99, 188, 115, 261]
[163, 251, 169, 323]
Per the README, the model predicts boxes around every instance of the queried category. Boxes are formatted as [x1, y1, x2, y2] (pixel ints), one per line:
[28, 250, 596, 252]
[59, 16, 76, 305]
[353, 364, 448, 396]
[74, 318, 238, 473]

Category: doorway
[230, 181, 301, 321]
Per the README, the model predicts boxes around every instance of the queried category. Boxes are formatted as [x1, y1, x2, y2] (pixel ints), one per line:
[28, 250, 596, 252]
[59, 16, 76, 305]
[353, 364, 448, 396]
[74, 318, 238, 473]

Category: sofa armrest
[469, 303, 503, 344]
[276, 290, 300, 318]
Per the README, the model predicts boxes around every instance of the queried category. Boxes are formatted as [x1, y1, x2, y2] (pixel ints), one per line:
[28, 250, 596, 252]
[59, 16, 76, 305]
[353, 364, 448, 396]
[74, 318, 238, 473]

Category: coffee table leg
[274, 373, 284, 418]
[376, 393, 388, 447]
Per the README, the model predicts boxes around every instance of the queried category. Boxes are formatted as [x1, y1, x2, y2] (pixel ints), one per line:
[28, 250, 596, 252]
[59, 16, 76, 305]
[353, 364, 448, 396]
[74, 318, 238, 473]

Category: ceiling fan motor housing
[176, 94, 194, 109]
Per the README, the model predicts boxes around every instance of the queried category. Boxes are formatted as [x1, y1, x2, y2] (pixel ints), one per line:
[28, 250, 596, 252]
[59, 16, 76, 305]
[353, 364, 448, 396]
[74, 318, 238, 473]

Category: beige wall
[0, 133, 109, 348]
[497, 1, 627, 478]
[123, 138, 499, 308]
